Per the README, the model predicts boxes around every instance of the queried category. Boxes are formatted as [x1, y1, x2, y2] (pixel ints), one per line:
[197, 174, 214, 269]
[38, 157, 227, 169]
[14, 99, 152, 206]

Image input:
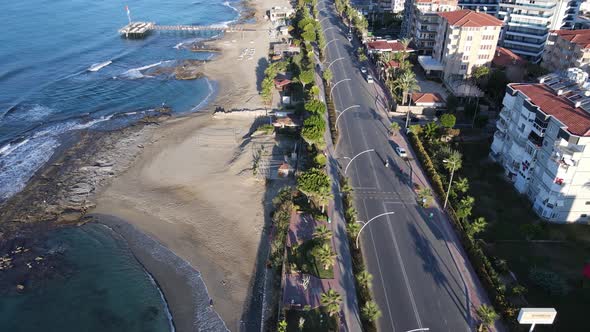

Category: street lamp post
[321, 26, 338, 34]
[335, 105, 360, 131]
[442, 159, 457, 209]
[327, 57, 345, 70]
[355, 212, 395, 248]
[405, 92, 413, 130]
[329, 78, 351, 100]
[344, 149, 375, 175]
[322, 39, 339, 53]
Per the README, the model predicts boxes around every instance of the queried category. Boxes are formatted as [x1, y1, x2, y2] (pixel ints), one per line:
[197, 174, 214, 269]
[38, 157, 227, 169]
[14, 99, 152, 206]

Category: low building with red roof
[543, 29, 590, 74]
[366, 39, 412, 55]
[493, 47, 527, 82]
[490, 68, 590, 223]
[411, 93, 446, 107]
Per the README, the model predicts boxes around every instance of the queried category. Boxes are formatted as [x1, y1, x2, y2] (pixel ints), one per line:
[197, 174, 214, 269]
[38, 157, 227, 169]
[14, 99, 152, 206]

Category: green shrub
[529, 267, 571, 296]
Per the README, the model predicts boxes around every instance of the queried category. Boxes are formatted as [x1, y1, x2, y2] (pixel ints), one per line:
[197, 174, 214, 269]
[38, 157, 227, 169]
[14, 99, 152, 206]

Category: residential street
[316, 1, 497, 331]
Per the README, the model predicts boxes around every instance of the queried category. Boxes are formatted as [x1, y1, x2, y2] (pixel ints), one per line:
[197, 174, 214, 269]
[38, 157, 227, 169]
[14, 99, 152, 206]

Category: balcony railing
[499, 109, 511, 122]
[497, 119, 508, 132]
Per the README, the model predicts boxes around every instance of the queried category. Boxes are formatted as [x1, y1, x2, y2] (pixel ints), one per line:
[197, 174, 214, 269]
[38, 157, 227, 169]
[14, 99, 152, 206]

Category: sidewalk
[314, 58, 363, 332]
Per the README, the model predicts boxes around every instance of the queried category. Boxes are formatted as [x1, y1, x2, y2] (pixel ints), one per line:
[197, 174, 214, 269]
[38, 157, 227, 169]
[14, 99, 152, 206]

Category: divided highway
[317, 1, 482, 331]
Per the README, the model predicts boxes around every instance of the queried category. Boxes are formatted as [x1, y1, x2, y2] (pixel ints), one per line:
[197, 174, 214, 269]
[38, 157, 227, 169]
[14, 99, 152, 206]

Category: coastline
[0, 0, 289, 331]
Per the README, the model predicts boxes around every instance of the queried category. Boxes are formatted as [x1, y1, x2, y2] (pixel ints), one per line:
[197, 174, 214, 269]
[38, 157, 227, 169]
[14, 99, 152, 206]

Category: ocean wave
[0, 113, 117, 202]
[191, 77, 215, 112]
[88, 60, 113, 72]
[1, 104, 54, 123]
[119, 61, 163, 79]
[223, 1, 239, 13]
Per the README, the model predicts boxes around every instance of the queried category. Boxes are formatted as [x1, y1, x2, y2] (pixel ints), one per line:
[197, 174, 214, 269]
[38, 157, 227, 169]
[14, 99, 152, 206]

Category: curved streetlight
[327, 57, 345, 70]
[355, 211, 396, 248]
[344, 148, 375, 175]
[335, 105, 360, 131]
[322, 39, 339, 52]
[319, 16, 331, 25]
[405, 329, 430, 332]
[329, 78, 351, 100]
[322, 26, 339, 34]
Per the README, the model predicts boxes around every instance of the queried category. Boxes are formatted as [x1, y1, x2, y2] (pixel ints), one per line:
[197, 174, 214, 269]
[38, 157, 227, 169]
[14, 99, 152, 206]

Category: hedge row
[323, 79, 338, 143]
[407, 133, 519, 328]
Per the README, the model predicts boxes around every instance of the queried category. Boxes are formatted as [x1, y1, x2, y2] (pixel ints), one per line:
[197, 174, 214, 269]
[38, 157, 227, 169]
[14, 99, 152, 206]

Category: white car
[366, 74, 374, 84]
[395, 147, 407, 158]
[347, 34, 353, 41]
[360, 66, 367, 74]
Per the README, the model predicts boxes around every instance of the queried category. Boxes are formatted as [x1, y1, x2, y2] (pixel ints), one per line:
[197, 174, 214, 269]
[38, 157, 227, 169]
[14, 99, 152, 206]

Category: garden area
[284, 307, 338, 332]
[287, 236, 334, 279]
[459, 140, 590, 331]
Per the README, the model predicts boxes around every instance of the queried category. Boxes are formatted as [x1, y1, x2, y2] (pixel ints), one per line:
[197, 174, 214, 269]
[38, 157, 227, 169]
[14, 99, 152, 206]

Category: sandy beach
[91, 0, 292, 330]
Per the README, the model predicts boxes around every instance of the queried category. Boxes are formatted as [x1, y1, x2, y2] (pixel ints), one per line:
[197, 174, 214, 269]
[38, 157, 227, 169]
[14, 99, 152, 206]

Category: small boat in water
[88, 60, 113, 72]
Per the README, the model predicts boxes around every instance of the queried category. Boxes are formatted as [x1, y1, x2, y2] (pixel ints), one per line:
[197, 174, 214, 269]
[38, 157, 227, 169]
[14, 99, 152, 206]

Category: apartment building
[407, 0, 459, 54]
[418, 9, 502, 95]
[392, 0, 406, 13]
[458, 0, 500, 15]
[497, 0, 580, 63]
[490, 68, 590, 223]
[543, 29, 590, 73]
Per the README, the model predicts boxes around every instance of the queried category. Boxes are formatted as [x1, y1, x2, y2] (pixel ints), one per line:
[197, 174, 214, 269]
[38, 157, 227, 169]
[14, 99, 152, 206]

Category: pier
[119, 21, 255, 38]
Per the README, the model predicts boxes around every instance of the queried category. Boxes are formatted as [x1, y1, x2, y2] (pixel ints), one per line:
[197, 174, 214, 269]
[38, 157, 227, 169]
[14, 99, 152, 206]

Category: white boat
[88, 60, 113, 72]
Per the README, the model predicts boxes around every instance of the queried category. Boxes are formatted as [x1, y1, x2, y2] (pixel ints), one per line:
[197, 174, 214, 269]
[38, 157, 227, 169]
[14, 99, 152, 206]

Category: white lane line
[381, 200, 424, 328]
[362, 199, 396, 332]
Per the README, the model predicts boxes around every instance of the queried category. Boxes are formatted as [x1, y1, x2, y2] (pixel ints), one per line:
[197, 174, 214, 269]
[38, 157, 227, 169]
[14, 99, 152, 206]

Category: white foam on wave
[1, 104, 54, 123]
[223, 1, 239, 13]
[191, 77, 215, 112]
[88, 60, 113, 72]
[0, 114, 118, 202]
[119, 61, 163, 79]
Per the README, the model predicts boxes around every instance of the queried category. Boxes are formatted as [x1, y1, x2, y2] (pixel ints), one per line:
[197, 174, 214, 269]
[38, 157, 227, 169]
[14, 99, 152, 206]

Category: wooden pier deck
[119, 21, 255, 38]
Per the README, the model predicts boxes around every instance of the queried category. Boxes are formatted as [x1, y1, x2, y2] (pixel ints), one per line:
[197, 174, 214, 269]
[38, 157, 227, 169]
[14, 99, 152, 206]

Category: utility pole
[405, 92, 413, 130]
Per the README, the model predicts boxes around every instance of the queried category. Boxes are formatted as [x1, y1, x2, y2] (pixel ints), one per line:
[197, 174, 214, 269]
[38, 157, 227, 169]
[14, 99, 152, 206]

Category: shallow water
[0, 0, 240, 201]
[0, 224, 173, 332]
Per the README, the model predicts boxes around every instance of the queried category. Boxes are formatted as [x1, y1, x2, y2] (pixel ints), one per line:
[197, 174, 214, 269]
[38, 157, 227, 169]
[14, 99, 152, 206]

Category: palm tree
[278, 320, 287, 332]
[444, 149, 463, 173]
[399, 38, 412, 62]
[316, 243, 336, 270]
[356, 269, 373, 288]
[315, 186, 332, 213]
[313, 225, 332, 242]
[454, 177, 469, 193]
[390, 70, 420, 106]
[361, 300, 382, 322]
[321, 289, 342, 317]
[347, 222, 361, 238]
[476, 304, 498, 332]
[422, 121, 439, 141]
[389, 122, 400, 135]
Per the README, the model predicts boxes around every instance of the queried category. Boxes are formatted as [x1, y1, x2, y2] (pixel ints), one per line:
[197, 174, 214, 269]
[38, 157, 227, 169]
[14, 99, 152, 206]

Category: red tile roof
[412, 92, 445, 104]
[273, 78, 291, 87]
[511, 83, 590, 137]
[550, 29, 590, 49]
[492, 47, 527, 67]
[367, 40, 412, 52]
[438, 9, 503, 27]
[385, 60, 400, 68]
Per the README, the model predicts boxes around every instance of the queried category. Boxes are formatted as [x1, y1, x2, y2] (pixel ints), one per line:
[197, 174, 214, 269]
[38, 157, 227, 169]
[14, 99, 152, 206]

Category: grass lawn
[458, 140, 590, 331]
[285, 307, 338, 332]
[288, 238, 334, 279]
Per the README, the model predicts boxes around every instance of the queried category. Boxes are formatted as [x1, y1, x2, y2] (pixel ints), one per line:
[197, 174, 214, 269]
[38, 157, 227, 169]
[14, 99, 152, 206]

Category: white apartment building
[434, 10, 502, 79]
[406, 0, 459, 54]
[458, 0, 500, 15]
[497, 0, 580, 63]
[490, 68, 590, 223]
[543, 29, 590, 73]
[392, 0, 406, 13]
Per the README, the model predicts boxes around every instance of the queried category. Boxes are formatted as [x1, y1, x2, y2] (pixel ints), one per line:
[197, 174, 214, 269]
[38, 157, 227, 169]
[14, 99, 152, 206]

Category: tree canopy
[298, 69, 315, 89]
[440, 113, 456, 129]
[305, 99, 327, 115]
[297, 167, 330, 200]
[301, 115, 326, 145]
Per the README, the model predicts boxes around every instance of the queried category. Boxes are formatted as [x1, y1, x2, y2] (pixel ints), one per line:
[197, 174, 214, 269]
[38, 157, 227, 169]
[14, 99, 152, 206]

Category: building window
[464, 46, 471, 52]
[461, 64, 467, 70]
[467, 36, 473, 41]
[582, 214, 588, 218]
[462, 55, 469, 60]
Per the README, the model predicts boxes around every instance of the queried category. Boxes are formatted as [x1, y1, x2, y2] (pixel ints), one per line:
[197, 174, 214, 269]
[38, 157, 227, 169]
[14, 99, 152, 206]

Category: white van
[366, 74, 374, 84]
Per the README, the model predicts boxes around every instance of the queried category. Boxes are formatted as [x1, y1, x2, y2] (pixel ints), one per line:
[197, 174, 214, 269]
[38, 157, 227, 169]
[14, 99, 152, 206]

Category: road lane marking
[381, 201, 424, 329]
[362, 199, 396, 332]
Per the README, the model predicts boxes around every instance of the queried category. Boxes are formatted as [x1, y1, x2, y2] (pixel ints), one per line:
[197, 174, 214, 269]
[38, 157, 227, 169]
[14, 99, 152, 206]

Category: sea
[0, 0, 241, 330]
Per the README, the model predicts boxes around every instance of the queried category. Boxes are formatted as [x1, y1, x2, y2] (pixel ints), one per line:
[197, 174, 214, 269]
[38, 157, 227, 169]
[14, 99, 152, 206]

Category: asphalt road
[317, 1, 474, 331]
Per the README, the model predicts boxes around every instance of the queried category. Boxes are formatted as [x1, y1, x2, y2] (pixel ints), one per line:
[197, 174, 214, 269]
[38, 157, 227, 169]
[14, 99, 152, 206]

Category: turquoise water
[0, 0, 241, 201]
[0, 1, 240, 330]
[0, 224, 173, 332]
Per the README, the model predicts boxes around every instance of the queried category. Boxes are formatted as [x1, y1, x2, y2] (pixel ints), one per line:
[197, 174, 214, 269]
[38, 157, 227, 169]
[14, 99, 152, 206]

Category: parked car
[366, 74, 374, 84]
[360, 66, 367, 74]
[347, 33, 353, 41]
[395, 146, 407, 158]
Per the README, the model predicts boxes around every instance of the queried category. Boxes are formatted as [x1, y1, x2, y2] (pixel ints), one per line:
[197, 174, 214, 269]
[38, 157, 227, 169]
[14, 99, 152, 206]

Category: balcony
[497, 119, 508, 132]
[499, 109, 511, 122]
[527, 131, 543, 148]
[531, 122, 547, 137]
